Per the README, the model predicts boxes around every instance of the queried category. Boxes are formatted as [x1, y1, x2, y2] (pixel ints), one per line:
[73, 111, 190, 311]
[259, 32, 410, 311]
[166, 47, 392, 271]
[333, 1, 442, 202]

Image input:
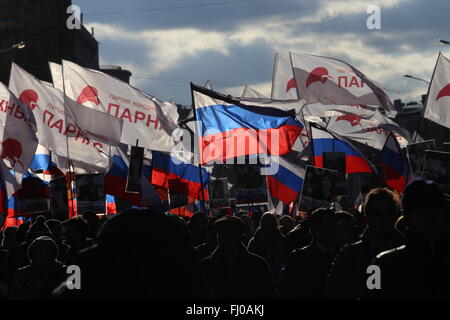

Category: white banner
[61, 60, 178, 152]
[424, 52, 450, 129]
[290, 52, 396, 118]
[0, 82, 38, 183]
[271, 53, 299, 100]
[9, 63, 111, 171]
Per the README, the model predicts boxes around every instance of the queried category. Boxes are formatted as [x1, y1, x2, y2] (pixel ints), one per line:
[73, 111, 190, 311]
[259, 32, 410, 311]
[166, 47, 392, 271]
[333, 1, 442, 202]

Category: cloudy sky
[73, 0, 450, 105]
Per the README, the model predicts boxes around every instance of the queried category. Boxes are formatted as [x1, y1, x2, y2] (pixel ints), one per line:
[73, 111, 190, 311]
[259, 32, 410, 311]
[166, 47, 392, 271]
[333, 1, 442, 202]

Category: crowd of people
[0, 179, 449, 300]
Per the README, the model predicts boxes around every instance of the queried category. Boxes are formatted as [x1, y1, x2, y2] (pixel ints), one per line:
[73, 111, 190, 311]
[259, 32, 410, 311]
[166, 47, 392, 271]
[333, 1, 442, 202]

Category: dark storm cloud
[290, 0, 450, 55]
[127, 39, 276, 104]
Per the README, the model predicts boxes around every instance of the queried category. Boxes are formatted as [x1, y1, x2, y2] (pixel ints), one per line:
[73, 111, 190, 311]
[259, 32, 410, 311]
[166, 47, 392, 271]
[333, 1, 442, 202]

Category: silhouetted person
[279, 215, 294, 236]
[0, 227, 18, 298]
[82, 211, 100, 240]
[4, 216, 51, 290]
[248, 213, 285, 281]
[278, 208, 338, 299]
[62, 216, 92, 265]
[9, 236, 66, 300]
[328, 188, 405, 299]
[365, 180, 450, 299]
[54, 208, 214, 299]
[45, 219, 69, 262]
[239, 214, 254, 246]
[195, 217, 218, 261]
[334, 211, 357, 249]
[283, 214, 312, 256]
[188, 211, 208, 247]
[394, 215, 408, 238]
[201, 216, 277, 299]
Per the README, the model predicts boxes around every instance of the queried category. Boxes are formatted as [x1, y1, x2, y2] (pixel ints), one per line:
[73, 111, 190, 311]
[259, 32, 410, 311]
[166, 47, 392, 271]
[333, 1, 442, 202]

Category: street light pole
[0, 41, 26, 54]
[437, 39, 450, 46]
[403, 74, 430, 84]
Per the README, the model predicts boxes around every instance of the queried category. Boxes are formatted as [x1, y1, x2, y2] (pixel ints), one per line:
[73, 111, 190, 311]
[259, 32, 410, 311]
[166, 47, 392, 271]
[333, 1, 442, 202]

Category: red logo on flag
[436, 84, 450, 101]
[285, 77, 296, 93]
[1, 138, 24, 169]
[336, 114, 363, 127]
[306, 67, 333, 88]
[77, 86, 100, 106]
[19, 89, 39, 110]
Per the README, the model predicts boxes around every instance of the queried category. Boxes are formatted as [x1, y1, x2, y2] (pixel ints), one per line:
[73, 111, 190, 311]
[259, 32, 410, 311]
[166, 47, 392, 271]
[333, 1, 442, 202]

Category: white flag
[9, 63, 112, 171]
[271, 53, 298, 100]
[0, 82, 38, 183]
[242, 85, 267, 99]
[424, 52, 450, 129]
[290, 52, 396, 117]
[49, 61, 64, 90]
[0, 157, 21, 199]
[327, 109, 410, 150]
[62, 60, 177, 152]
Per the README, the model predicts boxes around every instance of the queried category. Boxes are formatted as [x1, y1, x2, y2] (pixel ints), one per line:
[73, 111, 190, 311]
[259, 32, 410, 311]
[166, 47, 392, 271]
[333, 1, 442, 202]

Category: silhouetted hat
[214, 216, 244, 233]
[26, 216, 52, 244]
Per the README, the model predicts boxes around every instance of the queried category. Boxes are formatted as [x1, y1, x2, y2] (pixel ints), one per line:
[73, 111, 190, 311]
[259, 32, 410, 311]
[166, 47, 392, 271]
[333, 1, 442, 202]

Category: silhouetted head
[27, 236, 59, 268]
[402, 180, 449, 240]
[309, 208, 337, 245]
[64, 216, 89, 247]
[335, 210, 356, 247]
[259, 212, 279, 233]
[279, 215, 294, 234]
[26, 216, 52, 245]
[15, 221, 31, 244]
[214, 216, 245, 252]
[1, 226, 18, 248]
[363, 188, 401, 235]
[45, 219, 63, 240]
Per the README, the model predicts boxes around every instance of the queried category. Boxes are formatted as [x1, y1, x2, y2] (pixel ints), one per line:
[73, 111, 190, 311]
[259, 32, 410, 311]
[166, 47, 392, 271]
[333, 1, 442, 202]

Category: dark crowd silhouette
[0, 179, 449, 300]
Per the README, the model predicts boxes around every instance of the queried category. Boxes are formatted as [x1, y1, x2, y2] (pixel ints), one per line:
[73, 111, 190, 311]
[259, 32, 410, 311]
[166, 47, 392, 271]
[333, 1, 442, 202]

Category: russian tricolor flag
[192, 83, 304, 164]
[377, 133, 411, 193]
[311, 124, 375, 174]
[266, 155, 305, 206]
[104, 147, 162, 207]
[6, 171, 50, 217]
[30, 145, 64, 177]
[151, 151, 210, 200]
[105, 194, 117, 214]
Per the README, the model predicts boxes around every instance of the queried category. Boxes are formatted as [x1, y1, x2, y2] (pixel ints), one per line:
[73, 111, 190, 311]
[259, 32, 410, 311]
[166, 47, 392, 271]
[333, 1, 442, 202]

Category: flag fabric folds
[9, 63, 114, 171]
[192, 83, 304, 164]
[271, 53, 299, 100]
[105, 194, 117, 214]
[103, 147, 162, 207]
[61, 60, 178, 152]
[265, 155, 305, 206]
[151, 151, 210, 200]
[0, 82, 38, 183]
[326, 109, 410, 150]
[290, 52, 396, 117]
[423, 52, 450, 129]
[311, 124, 376, 174]
[377, 133, 411, 193]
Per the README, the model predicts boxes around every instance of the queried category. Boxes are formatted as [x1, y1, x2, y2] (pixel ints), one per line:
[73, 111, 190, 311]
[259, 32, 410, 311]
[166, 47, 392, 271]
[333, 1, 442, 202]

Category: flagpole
[413, 52, 439, 142]
[288, 52, 313, 154]
[190, 82, 207, 213]
[61, 60, 75, 218]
